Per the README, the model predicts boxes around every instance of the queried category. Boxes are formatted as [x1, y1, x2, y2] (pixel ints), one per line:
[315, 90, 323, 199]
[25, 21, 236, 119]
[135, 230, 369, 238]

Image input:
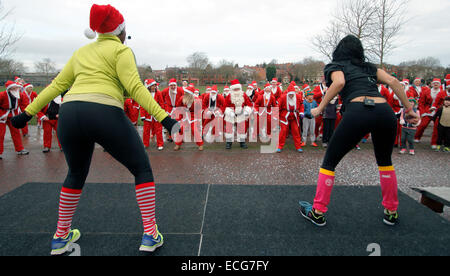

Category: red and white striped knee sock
[135, 182, 157, 238]
[55, 187, 82, 238]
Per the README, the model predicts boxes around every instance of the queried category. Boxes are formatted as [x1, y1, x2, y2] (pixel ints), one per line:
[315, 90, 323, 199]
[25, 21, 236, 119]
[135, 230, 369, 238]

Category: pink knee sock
[379, 166, 399, 212]
[313, 168, 335, 213]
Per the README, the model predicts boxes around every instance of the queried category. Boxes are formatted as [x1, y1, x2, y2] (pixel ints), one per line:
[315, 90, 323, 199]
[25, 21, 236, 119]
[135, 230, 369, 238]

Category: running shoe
[299, 201, 326, 227]
[140, 225, 164, 252]
[399, 149, 406, 154]
[297, 148, 303, 153]
[311, 142, 318, 147]
[276, 149, 282, 153]
[16, 150, 29, 155]
[383, 209, 399, 226]
[409, 150, 415, 155]
[51, 229, 81, 255]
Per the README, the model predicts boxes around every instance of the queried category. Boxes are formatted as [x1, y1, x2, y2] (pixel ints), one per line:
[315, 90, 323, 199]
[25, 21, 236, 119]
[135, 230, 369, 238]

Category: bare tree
[0, 1, 22, 58]
[369, 0, 409, 67]
[311, 0, 408, 66]
[35, 58, 57, 84]
[216, 59, 235, 84]
[0, 58, 26, 78]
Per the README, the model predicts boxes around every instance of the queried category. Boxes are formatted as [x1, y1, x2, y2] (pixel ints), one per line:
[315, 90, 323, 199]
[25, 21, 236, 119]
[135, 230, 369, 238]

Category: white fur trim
[230, 83, 242, 91]
[84, 28, 97, 39]
[104, 22, 126, 36]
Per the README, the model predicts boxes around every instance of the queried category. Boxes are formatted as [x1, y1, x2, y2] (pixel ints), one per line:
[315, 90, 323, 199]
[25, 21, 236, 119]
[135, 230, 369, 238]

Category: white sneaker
[16, 150, 29, 155]
[157, 147, 164, 151]
[431, 145, 437, 150]
[414, 139, 420, 143]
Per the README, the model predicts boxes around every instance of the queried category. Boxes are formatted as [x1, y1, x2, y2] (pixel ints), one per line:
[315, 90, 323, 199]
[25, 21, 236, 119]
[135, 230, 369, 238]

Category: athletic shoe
[297, 148, 303, 153]
[322, 143, 327, 148]
[240, 142, 248, 149]
[383, 209, 399, 226]
[299, 201, 326, 227]
[301, 142, 306, 147]
[414, 139, 420, 143]
[409, 150, 415, 155]
[355, 145, 361, 150]
[431, 145, 437, 150]
[16, 150, 29, 155]
[51, 229, 81, 255]
[444, 147, 450, 153]
[157, 147, 164, 151]
[399, 149, 406, 154]
[311, 142, 318, 147]
[43, 148, 51, 153]
[276, 149, 282, 153]
[139, 225, 164, 252]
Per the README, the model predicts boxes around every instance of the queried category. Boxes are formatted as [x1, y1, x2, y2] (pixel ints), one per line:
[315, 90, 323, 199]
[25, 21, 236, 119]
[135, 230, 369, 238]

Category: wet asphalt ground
[0, 125, 449, 221]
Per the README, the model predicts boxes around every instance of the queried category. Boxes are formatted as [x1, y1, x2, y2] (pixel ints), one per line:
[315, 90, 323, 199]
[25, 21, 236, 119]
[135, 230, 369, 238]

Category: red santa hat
[247, 84, 254, 90]
[414, 77, 421, 82]
[445, 74, 450, 81]
[85, 4, 125, 40]
[169, 78, 177, 86]
[5, 80, 22, 92]
[287, 85, 296, 95]
[183, 86, 195, 95]
[144, 79, 157, 88]
[402, 79, 410, 85]
[270, 78, 277, 84]
[211, 85, 218, 93]
[446, 80, 450, 89]
[431, 78, 441, 85]
[23, 83, 34, 89]
[230, 79, 242, 90]
[223, 85, 230, 91]
[302, 84, 310, 91]
[251, 81, 258, 87]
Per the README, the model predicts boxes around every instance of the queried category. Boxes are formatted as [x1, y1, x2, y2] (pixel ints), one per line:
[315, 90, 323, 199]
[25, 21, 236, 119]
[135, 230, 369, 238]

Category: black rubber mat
[0, 183, 448, 256]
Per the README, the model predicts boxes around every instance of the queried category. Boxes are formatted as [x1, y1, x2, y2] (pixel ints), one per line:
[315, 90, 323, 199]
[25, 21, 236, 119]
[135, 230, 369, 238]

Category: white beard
[210, 94, 217, 101]
[287, 95, 296, 107]
[246, 89, 253, 97]
[231, 90, 245, 114]
[431, 88, 440, 100]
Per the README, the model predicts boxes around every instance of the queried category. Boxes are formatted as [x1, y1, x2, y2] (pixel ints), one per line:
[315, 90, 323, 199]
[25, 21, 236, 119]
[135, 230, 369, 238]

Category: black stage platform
[0, 183, 449, 256]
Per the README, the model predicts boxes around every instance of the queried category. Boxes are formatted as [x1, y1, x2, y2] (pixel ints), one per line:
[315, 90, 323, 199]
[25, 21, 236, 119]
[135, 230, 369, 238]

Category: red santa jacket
[124, 98, 140, 124]
[408, 85, 430, 100]
[202, 93, 225, 116]
[270, 86, 282, 101]
[0, 91, 29, 123]
[432, 89, 450, 110]
[24, 91, 38, 107]
[312, 84, 327, 105]
[161, 87, 185, 116]
[278, 94, 304, 125]
[419, 88, 442, 116]
[378, 84, 391, 100]
[175, 95, 203, 124]
[223, 92, 253, 115]
[254, 92, 277, 116]
[140, 90, 165, 122]
[387, 93, 402, 115]
[37, 100, 62, 121]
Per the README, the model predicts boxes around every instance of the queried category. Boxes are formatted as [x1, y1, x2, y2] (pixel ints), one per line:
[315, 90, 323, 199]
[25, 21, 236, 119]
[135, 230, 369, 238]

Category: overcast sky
[3, 0, 450, 71]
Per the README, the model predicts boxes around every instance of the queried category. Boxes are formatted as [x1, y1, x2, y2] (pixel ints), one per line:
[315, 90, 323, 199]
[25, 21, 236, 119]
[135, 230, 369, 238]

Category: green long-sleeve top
[25, 34, 168, 123]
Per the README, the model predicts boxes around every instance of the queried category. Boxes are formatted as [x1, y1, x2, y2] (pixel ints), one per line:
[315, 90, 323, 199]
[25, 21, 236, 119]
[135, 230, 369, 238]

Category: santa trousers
[143, 120, 164, 148]
[43, 119, 61, 149]
[175, 120, 204, 146]
[415, 116, 439, 145]
[0, 119, 25, 154]
[278, 120, 302, 150]
[313, 102, 399, 213]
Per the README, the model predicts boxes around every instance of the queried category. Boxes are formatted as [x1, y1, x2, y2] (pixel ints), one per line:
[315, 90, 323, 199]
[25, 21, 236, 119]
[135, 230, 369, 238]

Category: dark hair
[332, 35, 376, 71]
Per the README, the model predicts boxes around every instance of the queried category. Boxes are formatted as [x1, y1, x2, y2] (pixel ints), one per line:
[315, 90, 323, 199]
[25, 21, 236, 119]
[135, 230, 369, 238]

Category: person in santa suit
[270, 78, 282, 101]
[174, 86, 204, 151]
[251, 81, 261, 95]
[124, 97, 140, 126]
[161, 78, 185, 142]
[409, 78, 429, 100]
[141, 79, 165, 151]
[443, 74, 450, 91]
[254, 83, 277, 139]
[161, 78, 185, 118]
[414, 78, 444, 148]
[21, 83, 38, 137]
[37, 94, 63, 153]
[432, 80, 450, 110]
[223, 79, 253, 149]
[0, 81, 30, 159]
[202, 85, 225, 142]
[223, 85, 231, 98]
[313, 78, 327, 139]
[277, 84, 304, 152]
[245, 84, 259, 103]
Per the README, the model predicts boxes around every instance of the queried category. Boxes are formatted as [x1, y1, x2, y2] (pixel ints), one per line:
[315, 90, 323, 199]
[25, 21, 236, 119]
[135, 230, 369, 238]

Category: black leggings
[322, 102, 397, 171]
[57, 101, 154, 190]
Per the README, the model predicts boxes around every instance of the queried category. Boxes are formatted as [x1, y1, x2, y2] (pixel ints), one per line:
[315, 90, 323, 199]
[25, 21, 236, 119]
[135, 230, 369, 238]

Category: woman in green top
[12, 4, 179, 255]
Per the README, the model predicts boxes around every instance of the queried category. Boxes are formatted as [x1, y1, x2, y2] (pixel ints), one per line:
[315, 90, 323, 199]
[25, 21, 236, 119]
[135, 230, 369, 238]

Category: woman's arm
[311, 71, 345, 117]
